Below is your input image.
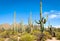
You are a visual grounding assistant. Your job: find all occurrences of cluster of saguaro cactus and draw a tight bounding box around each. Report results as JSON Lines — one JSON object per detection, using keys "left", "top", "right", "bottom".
{"left": 35, "top": 0, "right": 48, "bottom": 33}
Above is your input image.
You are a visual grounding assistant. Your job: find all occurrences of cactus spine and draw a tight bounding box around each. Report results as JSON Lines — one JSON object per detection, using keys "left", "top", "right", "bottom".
{"left": 36, "top": 0, "right": 48, "bottom": 33}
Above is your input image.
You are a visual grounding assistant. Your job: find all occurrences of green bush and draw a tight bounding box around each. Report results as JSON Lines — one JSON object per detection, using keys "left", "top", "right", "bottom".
{"left": 25, "top": 27, "right": 31, "bottom": 33}
{"left": 43, "top": 31, "right": 52, "bottom": 39}
{"left": 0, "top": 31, "right": 8, "bottom": 38}
{"left": 31, "top": 30, "right": 41, "bottom": 35}
{"left": 31, "top": 30, "right": 52, "bottom": 41}
{"left": 20, "top": 33, "right": 36, "bottom": 41}
{"left": 0, "top": 38, "right": 5, "bottom": 41}
{"left": 36, "top": 31, "right": 52, "bottom": 41}
{"left": 56, "top": 32, "right": 60, "bottom": 40}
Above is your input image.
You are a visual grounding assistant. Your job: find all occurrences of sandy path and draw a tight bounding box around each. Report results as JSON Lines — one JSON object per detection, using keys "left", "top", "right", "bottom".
{"left": 46, "top": 37, "right": 60, "bottom": 41}
{"left": 5, "top": 38, "right": 10, "bottom": 41}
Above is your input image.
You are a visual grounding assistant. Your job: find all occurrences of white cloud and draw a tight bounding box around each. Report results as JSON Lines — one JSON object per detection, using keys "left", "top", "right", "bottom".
{"left": 43, "top": 10, "right": 60, "bottom": 19}
{"left": 50, "top": 10, "right": 55, "bottom": 12}
{"left": 53, "top": 25, "right": 60, "bottom": 28}
{"left": 43, "top": 12, "right": 49, "bottom": 15}
{"left": 49, "top": 14, "right": 57, "bottom": 19}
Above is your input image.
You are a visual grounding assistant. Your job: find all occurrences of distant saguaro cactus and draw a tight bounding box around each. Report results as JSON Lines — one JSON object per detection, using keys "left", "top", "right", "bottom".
{"left": 35, "top": 0, "right": 48, "bottom": 33}
{"left": 28, "top": 12, "right": 33, "bottom": 33}
{"left": 48, "top": 24, "right": 55, "bottom": 37}
{"left": 13, "top": 11, "right": 18, "bottom": 34}
{"left": 13, "top": 11, "right": 16, "bottom": 34}
{"left": 20, "top": 19, "right": 24, "bottom": 33}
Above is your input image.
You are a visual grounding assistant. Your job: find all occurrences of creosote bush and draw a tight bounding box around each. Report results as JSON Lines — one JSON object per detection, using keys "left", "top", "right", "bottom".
{"left": 56, "top": 32, "right": 60, "bottom": 40}
{"left": 0, "top": 38, "right": 5, "bottom": 41}
{"left": 43, "top": 31, "right": 52, "bottom": 39}
{"left": 20, "top": 33, "right": 36, "bottom": 41}
{"left": 31, "top": 30, "right": 41, "bottom": 36}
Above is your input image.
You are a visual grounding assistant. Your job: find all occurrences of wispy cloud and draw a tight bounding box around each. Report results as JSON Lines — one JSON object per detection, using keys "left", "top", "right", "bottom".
{"left": 43, "top": 10, "right": 60, "bottom": 19}
{"left": 53, "top": 25, "right": 60, "bottom": 28}
{"left": 49, "top": 14, "right": 57, "bottom": 19}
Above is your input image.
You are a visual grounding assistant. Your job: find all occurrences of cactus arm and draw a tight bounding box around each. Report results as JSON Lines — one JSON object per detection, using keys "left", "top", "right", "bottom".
{"left": 35, "top": 20, "right": 40, "bottom": 24}
{"left": 46, "top": 14, "right": 48, "bottom": 21}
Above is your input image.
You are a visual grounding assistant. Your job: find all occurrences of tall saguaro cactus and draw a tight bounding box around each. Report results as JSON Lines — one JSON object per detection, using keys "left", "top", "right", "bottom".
{"left": 35, "top": 0, "right": 48, "bottom": 33}
{"left": 13, "top": 11, "right": 18, "bottom": 34}
{"left": 14, "top": 11, "right": 16, "bottom": 32}
{"left": 13, "top": 11, "right": 16, "bottom": 34}
{"left": 28, "top": 12, "right": 33, "bottom": 33}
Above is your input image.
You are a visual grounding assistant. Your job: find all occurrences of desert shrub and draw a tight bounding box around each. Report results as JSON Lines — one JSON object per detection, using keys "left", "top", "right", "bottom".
{"left": 8, "top": 31, "right": 13, "bottom": 35}
{"left": 0, "top": 38, "right": 5, "bottom": 41}
{"left": 43, "top": 31, "right": 52, "bottom": 39}
{"left": 56, "top": 32, "right": 60, "bottom": 40}
{"left": 31, "top": 30, "right": 51, "bottom": 41}
{"left": 0, "top": 31, "right": 9, "bottom": 38}
{"left": 10, "top": 35, "right": 18, "bottom": 41}
{"left": 4, "top": 38, "right": 14, "bottom": 41}
{"left": 25, "top": 27, "right": 31, "bottom": 33}
{"left": 36, "top": 31, "right": 52, "bottom": 41}
{"left": 36, "top": 33, "right": 46, "bottom": 41}
{"left": 56, "top": 28, "right": 60, "bottom": 32}
{"left": 20, "top": 33, "right": 36, "bottom": 41}
{"left": 31, "top": 30, "right": 41, "bottom": 35}
{"left": 0, "top": 30, "right": 16, "bottom": 38}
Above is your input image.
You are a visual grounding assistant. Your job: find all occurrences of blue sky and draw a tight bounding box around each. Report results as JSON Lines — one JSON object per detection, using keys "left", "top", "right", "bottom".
{"left": 0, "top": 0, "right": 60, "bottom": 27}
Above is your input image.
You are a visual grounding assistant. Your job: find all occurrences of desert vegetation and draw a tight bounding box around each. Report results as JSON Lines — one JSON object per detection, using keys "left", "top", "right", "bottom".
{"left": 0, "top": 23, "right": 60, "bottom": 41}
{"left": 0, "top": 0, "right": 60, "bottom": 41}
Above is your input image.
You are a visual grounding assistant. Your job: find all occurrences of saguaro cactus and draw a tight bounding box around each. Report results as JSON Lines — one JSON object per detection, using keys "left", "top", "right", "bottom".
{"left": 13, "top": 11, "right": 18, "bottom": 34}
{"left": 35, "top": 1, "right": 48, "bottom": 41}
{"left": 13, "top": 11, "right": 16, "bottom": 34}
{"left": 28, "top": 12, "right": 33, "bottom": 33}
{"left": 48, "top": 23, "right": 55, "bottom": 37}
{"left": 20, "top": 19, "right": 24, "bottom": 33}
{"left": 35, "top": 0, "right": 48, "bottom": 33}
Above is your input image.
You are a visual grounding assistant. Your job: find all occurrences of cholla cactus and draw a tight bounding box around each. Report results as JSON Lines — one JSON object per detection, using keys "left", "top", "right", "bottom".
{"left": 35, "top": 0, "right": 48, "bottom": 33}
